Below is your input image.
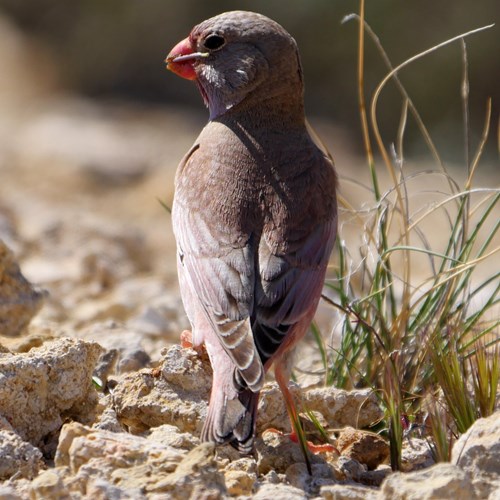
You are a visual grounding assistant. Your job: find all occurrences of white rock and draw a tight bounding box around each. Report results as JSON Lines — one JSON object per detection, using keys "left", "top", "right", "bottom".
{"left": 320, "top": 483, "right": 378, "bottom": 500}
{"left": 153, "top": 442, "right": 226, "bottom": 498}
{"left": 112, "top": 345, "right": 211, "bottom": 434}
{"left": 0, "top": 240, "right": 45, "bottom": 337}
{"left": 452, "top": 411, "right": 500, "bottom": 499}
{"left": 378, "top": 462, "right": 476, "bottom": 499}
{"left": 401, "top": 437, "right": 435, "bottom": 471}
{"left": 452, "top": 411, "right": 500, "bottom": 479}
{"left": 0, "top": 337, "right": 103, "bottom": 449}
{"left": 29, "top": 470, "right": 72, "bottom": 500}
{"left": 55, "top": 421, "right": 187, "bottom": 494}
{"left": 0, "top": 430, "right": 44, "bottom": 480}
{"left": 254, "top": 483, "right": 308, "bottom": 500}
{"left": 147, "top": 424, "right": 200, "bottom": 450}
{"left": 0, "top": 485, "right": 22, "bottom": 500}
{"left": 303, "top": 387, "right": 383, "bottom": 428}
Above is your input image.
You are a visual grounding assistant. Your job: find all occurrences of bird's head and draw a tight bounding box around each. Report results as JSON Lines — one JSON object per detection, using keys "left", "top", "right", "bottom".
{"left": 165, "top": 11, "right": 304, "bottom": 120}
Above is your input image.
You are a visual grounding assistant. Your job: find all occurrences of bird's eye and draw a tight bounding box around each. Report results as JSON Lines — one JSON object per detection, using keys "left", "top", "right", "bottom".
{"left": 203, "top": 34, "right": 225, "bottom": 51}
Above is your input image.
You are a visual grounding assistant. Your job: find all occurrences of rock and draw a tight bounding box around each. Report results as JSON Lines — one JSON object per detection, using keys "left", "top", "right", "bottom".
{"left": 335, "top": 456, "right": 390, "bottom": 487}
{"left": 336, "top": 456, "right": 367, "bottom": 482}
{"left": 0, "top": 485, "right": 22, "bottom": 500}
{"left": 127, "top": 292, "right": 188, "bottom": 339}
{"left": 81, "top": 322, "right": 151, "bottom": 378}
{"left": 21, "top": 221, "right": 150, "bottom": 291}
{"left": 0, "top": 337, "right": 103, "bottom": 450}
{"left": 378, "top": 462, "right": 476, "bottom": 499}
{"left": 146, "top": 424, "right": 200, "bottom": 451}
{"left": 0, "top": 330, "right": 55, "bottom": 353}
{"left": 256, "top": 429, "right": 334, "bottom": 475}
{"left": 320, "top": 483, "right": 378, "bottom": 500}
{"left": 401, "top": 437, "right": 434, "bottom": 471}
{"left": 112, "top": 345, "right": 211, "bottom": 434}
{"left": 452, "top": 411, "right": 500, "bottom": 499}
{"left": 336, "top": 427, "right": 389, "bottom": 470}
{"left": 55, "top": 421, "right": 187, "bottom": 495}
{"left": 285, "top": 462, "right": 337, "bottom": 495}
{"left": 257, "top": 381, "right": 299, "bottom": 433}
{"left": 452, "top": 411, "right": 500, "bottom": 478}
{"left": 92, "top": 394, "right": 124, "bottom": 433}
{"left": 0, "top": 430, "right": 44, "bottom": 480}
{"left": 224, "top": 458, "right": 258, "bottom": 496}
{"left": 154, "top": 442, "right": 226, "bottom": 498}
{"left": 29, "top": 470, "right": 72, "bottom": 500}
{"left": 253, "top": 483, "right": 308, "bottom": 500}
{"left": 303, "top": 387, "right": 383, "bottom": 429}
{"left": 0, "top": 205, "right": 20, "bottom": 256}
{"left": 85, "top": 478, "right": 143, "bottom": 500}
{"left": 0, "top": 240, "right": 45, "bottom": 336}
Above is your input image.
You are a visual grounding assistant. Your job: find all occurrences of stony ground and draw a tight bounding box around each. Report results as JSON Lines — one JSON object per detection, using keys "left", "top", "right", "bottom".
{"left": 1, "top": 13, "right": 499, "bottom": 500}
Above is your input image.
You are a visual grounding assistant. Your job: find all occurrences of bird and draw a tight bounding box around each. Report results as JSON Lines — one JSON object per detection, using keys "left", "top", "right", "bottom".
{"left": 165, "top": 10, "right": 337, "bottom": 469}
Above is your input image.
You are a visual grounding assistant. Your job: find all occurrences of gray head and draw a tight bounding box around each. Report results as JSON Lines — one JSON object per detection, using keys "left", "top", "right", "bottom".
{"left": 166, "top": 11, "right": 304, "bottom": 119}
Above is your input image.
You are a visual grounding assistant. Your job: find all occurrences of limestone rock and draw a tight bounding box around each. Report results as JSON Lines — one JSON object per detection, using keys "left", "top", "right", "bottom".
{"left": 452, "top": 411, "right": 500, "bottom": 499}
{"left": 336, "top": 427, "right": 389, "bottom": 470}
{"left": 0, "top": 337, "right": 103, "bottom": 449}
{"left": 146, "top": 424, "right": 200, "bottom": 451}
{"left": 154, "top": 442, "right": 226, "bottom": 498}
{"left": 29, "top": 470, "right": 72, "bottom": 500}
{"left": 127, "top": 292, "right": 189, "bottom": 340}
{"left": 81, "top": 322, "right": 151, "bottom": 379}
{"left": 112, "top": 345, "right": 211, "bottom": 434}
{"left": 320, "top": 483, "right": 378, "bottom": 500}
{"left": 21, "top": 221, "right": 150, "bottom": 299}
{"left": 0, "top": 430, "right": 44, "bottom": 480}
{"left": 253, "top": 483, "right": 308, "bottom": 500}
{"left": 285, "top": 462, "right": 338, "bottom": 495}
{"left": 55, "top": 421, "right": 186, "bottom": 494}
{"left": 0, "top": 330, "right": 55, "bottom": 354}
{"left": 303, "top": 387, "right": 383, "bottom": 429}
{"left": 92, "top": 394, "right": 124, "bottom": 433}
{"left": 0, "top": 485, "right": 22, "bottom": 500}
{"left": 452, "top": 411, "right": 500, "bottom": 479}
{"left": 378, "top": 462, "right": 476, "bottom": 499}
{"left": 224, "top": 458, "right": 258, "bottom": 496}
{"left": 401, "top": 437, "right": 435, "bottom": 471}
{"left": 256, "top": 430, "right": 335, "bottom": 475}
{"left": 0, "top": 240, "right": 45, "bottom": 337}
{"left": 257, "top": 381, "right": 300, "bottom": 433}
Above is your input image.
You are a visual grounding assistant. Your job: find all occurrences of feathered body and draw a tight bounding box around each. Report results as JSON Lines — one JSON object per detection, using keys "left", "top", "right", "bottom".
{"left": 167, "top": 10, "right": 337, "bottom": 452}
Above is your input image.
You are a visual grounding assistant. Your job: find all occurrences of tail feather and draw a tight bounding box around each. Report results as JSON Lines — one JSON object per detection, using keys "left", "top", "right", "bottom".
{"left": 201, "top": 385, "right": 259, "bottom": 454}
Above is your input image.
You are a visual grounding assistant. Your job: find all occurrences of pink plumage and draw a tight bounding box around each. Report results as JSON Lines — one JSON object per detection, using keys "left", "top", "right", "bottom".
{"left": 166, "top": 10, "right": 337, "bottom": 455}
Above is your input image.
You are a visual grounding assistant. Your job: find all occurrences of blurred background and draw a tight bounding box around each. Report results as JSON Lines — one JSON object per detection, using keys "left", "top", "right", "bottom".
{"left": 0, "top": 1, "right": 498, "bottom": 354}
{"left": 0, "top": 0, "right": 499, "bottom": 161}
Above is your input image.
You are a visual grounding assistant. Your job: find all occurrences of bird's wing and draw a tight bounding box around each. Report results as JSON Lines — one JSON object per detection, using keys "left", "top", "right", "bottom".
{"left": 173, "top": 144, "right": 264, "bottom": 392}
{"left": 253, "top": 153, "right": 338, "bottom": 366}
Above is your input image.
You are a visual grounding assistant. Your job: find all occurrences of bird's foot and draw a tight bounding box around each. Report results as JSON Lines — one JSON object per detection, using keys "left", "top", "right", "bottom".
{"left": 264, "top": 428, "right": 339, "bottom": 455}
{"left": 180, "top": 330, "right": 206, "bottom": 356}
{"left": 180, "top": 330, "right": 194, "bottom": 348}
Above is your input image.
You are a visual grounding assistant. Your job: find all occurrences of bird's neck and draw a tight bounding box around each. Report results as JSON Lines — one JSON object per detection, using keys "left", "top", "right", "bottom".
{"left": 217, "top": 86, "right": 305, "bottom": 130}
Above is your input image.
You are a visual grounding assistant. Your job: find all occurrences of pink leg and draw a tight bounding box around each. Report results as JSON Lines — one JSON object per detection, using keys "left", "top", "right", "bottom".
{"left": 274, "top": 361, "right": 312, "bottom": 474}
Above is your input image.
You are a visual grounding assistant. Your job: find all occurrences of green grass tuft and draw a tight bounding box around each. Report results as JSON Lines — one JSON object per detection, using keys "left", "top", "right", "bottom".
{"left": 317, "top": 1, "right": 499, "bottom": 470}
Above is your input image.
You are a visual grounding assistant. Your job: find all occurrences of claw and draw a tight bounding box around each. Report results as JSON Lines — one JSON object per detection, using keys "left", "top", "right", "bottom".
{"left": 265, "top": 428, "right": 339, "bottom": 456}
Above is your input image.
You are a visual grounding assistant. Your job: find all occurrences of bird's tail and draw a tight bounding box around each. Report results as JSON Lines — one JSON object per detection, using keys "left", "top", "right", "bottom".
{"left": 201, "top": 381, "right": 260, "bottom": 454}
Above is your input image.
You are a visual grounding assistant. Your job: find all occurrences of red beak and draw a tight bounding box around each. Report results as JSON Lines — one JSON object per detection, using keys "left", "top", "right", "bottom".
{"left": 165, "top": 37, "right": 207, "bottom": 81}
